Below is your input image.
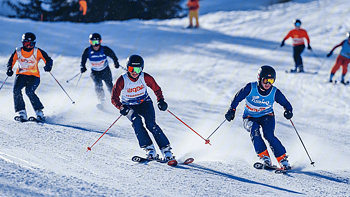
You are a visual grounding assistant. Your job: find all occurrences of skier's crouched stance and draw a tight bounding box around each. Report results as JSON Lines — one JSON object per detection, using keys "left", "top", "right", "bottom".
{"left": 225, "top": 65, "right": 293, "bottom": 170}
{"left": 111, "top": 54, "right": 174, "bottom": 161}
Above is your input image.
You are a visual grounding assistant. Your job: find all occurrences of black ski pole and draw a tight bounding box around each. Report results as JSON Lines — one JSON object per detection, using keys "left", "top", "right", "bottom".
{"left": 66, "top": 72, "right": 80, "bottom": 83}
{"left": 0, "top": 76, "right": 8, "bottom": 91}
{"left": 205, "top": 119, "right": 226, "bottom": 143}
{"left": 310, "top": 50, "right": 322, "bottom": 64}
{"left": 74, "top": 73, "right": 83, "bottom": 91}
{"left": 49, "top": 72, "right": 75, "bottom": 104}
{"left": 290, "top": 119, "right": 315, "bottom": 166}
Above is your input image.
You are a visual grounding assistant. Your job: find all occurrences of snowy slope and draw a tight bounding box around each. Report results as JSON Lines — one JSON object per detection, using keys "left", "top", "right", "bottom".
{"left": 1, "top": 0, "right": 350, "bottom": 196}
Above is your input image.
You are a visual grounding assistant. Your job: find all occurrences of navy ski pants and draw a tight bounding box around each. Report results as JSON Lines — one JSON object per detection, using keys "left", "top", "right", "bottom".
{"left": 125, "top": 100, "right": 170, "bottom": 149}
{"left": 247, "top": 115, "right": 286, "bottom": 158}
{"left": 90, "top": 66, "right": 113, "bottom": 102}
{"left": 13, "top": 75, "right": 44, "bottom": 112}
{"left": 293, "top": 45, "right": 305, "bottom": 68}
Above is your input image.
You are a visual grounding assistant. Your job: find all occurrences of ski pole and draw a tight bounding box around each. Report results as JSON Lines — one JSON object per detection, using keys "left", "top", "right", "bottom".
{"left": 66, "top": 72, "right": 80, "bottom": 83}
{"left": 310, "top": 50, "right": 322, "bottom": 64}
{"left": 120, "top": 65, "right": 128, "bottom": 72}
{"left": 74, "top": 73, "right": 83, "bottom": 91}
{"left": 205, "top": 119, "right": 226, "bottom": 144}
{"left": 49, "top": 72, "right": 75, "bottom": 104}
{"left": 290, "top": 119, "right": 315, "bottom": 166}
{"left": 87, "top": 115, "right": 122, "bottom": 152}
{"left": 0, "top": 76, "right": 8, "bottom": 91}
{"left": 167, "top": 109, "right": 211, "bottom": 145}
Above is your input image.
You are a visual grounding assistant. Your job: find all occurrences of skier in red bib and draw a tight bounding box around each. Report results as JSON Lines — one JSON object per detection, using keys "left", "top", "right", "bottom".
{"left": 111, "top": 54, "right": 174, "bottom": 161}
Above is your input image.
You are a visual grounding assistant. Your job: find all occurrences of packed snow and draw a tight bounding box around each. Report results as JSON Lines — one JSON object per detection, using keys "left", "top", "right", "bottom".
{"left": 1, "top": 0, "right": 350, "bottom": 196}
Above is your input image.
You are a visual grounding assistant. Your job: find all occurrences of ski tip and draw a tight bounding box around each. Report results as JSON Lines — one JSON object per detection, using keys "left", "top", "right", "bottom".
{"left": 167, "top": 159, "right": 178, "bottom": 167}
{"left": 183, "top": 158, "right": 194, "bottom": 165}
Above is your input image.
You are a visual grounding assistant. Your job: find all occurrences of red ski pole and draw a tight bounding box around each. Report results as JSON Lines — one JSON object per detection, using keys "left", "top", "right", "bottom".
{"left": 87, "top": 115, "right": 122, "bottom": 152}
{"left": 167, "top": 110, "right": 211, "bottom": 145}
{"left": 0, "top": 76, "right": 8, "bottom": 91}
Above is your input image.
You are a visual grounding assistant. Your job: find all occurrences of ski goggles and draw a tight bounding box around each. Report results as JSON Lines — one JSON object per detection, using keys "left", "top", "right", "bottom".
{"left": 23, "top": 41, "right": 35, "bottom": 48}
{"left": 90, "top": 40, "right": 100, "bottom": 46}
{"left": 262, "top": 78, "right": 275, "bottom": 84}
{"left": 128, "top": 66, "right": 142, "bottom": 74}
{"left": 295, "top": 22, "right": 301, "bottom": 27}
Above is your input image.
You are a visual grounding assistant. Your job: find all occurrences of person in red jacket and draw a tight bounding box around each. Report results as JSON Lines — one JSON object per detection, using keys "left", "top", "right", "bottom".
{"left": 111, "top": 54, "right": 174, "bottom": 161}
{"left": 280, "top": 19, "right": 312, "bottom": 73}
{"left": 6, "top": 32, "right": 53, "bottom": 122}
{"left": 186, "top": 0, "right": 200, "bottom": 28}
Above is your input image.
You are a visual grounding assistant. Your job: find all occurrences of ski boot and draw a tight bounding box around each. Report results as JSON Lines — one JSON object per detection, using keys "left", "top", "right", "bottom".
{"left": 144, "top": 144, "right": 158, "bottom": 160}
{"left": 161, "top": 146, "right": 177, "bottom": 166}
{"left": 297, "top": 64, "right": 304, "bottom": 73}
{"left": 35, "top": 109, "right": 45, "bottom": 122}
{"left": 278, "top": 154, "right": 291, "bottom": 170}
{"left": 14, "top": 110, "right": 27, "bottom": 122}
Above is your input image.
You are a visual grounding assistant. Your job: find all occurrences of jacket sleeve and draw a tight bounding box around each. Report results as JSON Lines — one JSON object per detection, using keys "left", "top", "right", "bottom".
{"left": 229, "top": 83, "right": 251, "bottom": 110}
{"left": 103, "top": 46, "right": 119, "bottom": 65}
{"left": 6, "top": 50, "right": 17, "bottom": 70}
{"left": 275, "top": 89, "right": 293, "bottom": 112}
{"left": 80, "top": 47, "right": 90, "bottom": 69}
{"left": 144, "top": 72, "right": 164, "bottom": 101}
{"left": 111, "top": 75, "right": 124, "bottom": 109}
{"left": 283, "top": 30, "right": 292, "bottom": 41}
{"left": 304, "top": 30, "right": 310, "bottom": 45}
{"left": 38, "top": 48, "right": 53, "bottom": 68}
{"left": 330, "top": 40, "right": 345, "bottom": 52}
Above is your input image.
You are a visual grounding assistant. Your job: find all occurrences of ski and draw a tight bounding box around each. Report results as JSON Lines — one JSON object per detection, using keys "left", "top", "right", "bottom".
{"left": 285, "top": 70, "right": 318, "bottom": 74}
{"left": 14, "top": 116, "right": 44, "bottom": 123}
{"left": 253, "top": 162, "right": 291, "bottom": 174}
{"left": 131, "top": 156, "right": 193, "bottom": 166}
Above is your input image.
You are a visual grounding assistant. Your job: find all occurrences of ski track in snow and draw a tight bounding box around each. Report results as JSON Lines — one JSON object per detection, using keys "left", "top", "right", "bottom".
{"left": 1, "top": 0, "right": 350, "bottom": 196}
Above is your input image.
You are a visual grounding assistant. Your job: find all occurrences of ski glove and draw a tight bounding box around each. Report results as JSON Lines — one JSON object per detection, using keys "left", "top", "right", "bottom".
{"left": 157, "top": 98, "right": 168, "bottom": 111}
{"left": 284, "top": 110, "right": 293, "bottom": 120}
{"left": 81, "top": 66, "right": 87, "bottom": 73}
{"left": 225, "top": 109, "right": 235, "bottom": 122}
{"left": 326, "top": 51, "right": 333, "bottom": 57}
{"left": 6, "top": 69, "right": 13, "bottom": 77}
{"left": 280, "top": 41, "right": 285, "bottom": 47}
{"left": 114, "top": 61, "right": 120, "bottom": 69}
{"left": 44, "top": 65, "right": 52, "bottom": 72}
{"left": 120, "top": 105, "right": 130, "bottom": 116}
{"left": 307, "top": 45, "right": 312, "bottom": 50}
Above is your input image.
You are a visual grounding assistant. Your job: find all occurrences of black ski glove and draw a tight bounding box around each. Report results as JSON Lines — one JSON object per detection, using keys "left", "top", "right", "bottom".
{"left": 225, "top": 109, "right": 235, "bottom": 122}
{"left": 114, "top": 61, "right": 120, "bottom": 69}
{"left": 157, "top": 98, "right": 168, "bottom": 111}
{"left": 6, "top": 69, "right": 13, "bottom": 77}
{"left": 280, "top": 41, "right": 285, "bottom": 47}
{"left": 81, "top": 66, "right": 87, "bottom": 73}
{"left": 44, "top": 65, "right": 52, "bottom": 72}
{"left": 284, "top": 110, "right": 293, "bottom": 120}
{"left": 120, "top": 105, "right": 130, "bottom": 116}
{"left": 326, "top": 51, "right": 333, "bottom": 57}
{"left": 307, "top": 45, "right": 312, "bottom": 50}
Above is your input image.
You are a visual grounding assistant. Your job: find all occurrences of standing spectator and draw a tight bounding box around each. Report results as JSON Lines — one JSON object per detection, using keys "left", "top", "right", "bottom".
{"left": 80, "top": 33, "right": 120, "bottom": 109}
{"left": 6, "top": 32, "right": 53, "bottom": 122}
{"left": 186, "top": 0, "right": 200, "bottom": 28}
{"left": 280, "top": 19, "right": 312, "bottom": 73}
{"left": 326, "top": 32, "right": 350, "bottom": 84}
{"left": 79, "top": 0, "right": 87, "bottom": 22}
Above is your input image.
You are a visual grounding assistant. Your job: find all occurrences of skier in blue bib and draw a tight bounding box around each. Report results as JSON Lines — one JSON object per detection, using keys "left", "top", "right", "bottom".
{"left": 225, "top": 65, "right": 293, "bottom": 170}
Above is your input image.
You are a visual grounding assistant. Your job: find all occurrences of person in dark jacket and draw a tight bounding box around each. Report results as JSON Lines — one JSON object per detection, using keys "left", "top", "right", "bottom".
{"left": 80, "top": 33, "right": 120, "bottom": 109}
{"left": 225, "top": 65, "right": 293, "bottom": 170}
{"left": 6, "top": 32, "right": 53, "bottom": 122}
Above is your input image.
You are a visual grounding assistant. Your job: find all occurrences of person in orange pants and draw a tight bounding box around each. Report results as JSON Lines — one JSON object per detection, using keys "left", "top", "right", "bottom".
{"left": 186, "top": 0, "right": 199, "bottom": 28}
{"left": 326, "top": 32, "right": 350, "bottom": 84}
{"left": 79, "top": 0, "right": 87, "bottom": 22}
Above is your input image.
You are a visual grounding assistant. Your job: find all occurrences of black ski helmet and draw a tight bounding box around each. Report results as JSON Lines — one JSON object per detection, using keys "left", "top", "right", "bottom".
{"left": 89, "top": 33, "right": 102, "bottom": 46}
{"left": 126, "top": 54, "right": 144, "bottom": 72}
{"left": 294, "top": 19, "right": 301, "bottom": 26}
{"left": 22, "top": 32, "right": 36, "bottom": 51}
{"left": 257, "top": 65, "right": 276, "bottom": 89}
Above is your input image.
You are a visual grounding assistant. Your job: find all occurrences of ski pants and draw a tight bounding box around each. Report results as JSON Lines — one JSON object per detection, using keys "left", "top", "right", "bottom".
{"left": 293, "top": 45, "right": 305, "bottom": 68}
{"left": 125, "top": 100, "right": 170, "bottom": 149}
{"left": 90, "top": 66, "right": 113, "bottom": 102}
{"left": 189, "top": 10, "right": 199, "bottom": 26}
{"left": 330, "top": 55, "right": 350, "bottom": 75}
{"left": 245, "top": 115, "right": 286, "bottom": 158}
{"left": 13, "top": 75, "right": 44, "bottom": 112}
